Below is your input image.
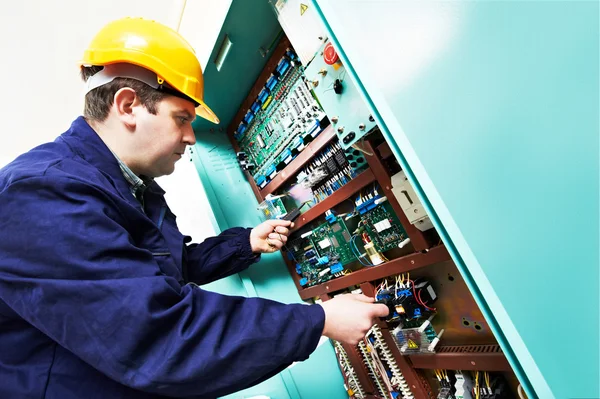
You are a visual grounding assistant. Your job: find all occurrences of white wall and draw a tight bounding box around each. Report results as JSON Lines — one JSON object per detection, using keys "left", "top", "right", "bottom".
{"left": 0, "top": 0, "right": 232, "bottom": 242}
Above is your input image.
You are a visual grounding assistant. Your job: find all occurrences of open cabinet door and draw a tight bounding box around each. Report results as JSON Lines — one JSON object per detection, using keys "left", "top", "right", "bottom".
{"left": 310, "top": 1, "right": 599, "bottom": 399}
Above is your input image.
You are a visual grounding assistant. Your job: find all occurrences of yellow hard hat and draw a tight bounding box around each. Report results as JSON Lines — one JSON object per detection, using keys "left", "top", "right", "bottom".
{"left": 80, "top": 17, "right": 219, "bottom": 124}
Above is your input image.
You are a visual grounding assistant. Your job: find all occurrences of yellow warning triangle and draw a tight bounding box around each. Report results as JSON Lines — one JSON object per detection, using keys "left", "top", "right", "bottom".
{"left": 407, "top": 339, "right": 419, "bottom": 349}
{"left": 300, "top": 3, "right": 308, "bottom": 16}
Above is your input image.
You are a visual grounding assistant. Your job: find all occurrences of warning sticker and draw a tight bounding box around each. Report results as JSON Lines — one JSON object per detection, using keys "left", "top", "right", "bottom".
{"left": 407, "top": 339, "right": 419, "bottom": 350}
{"left": 300, "top": 3, "right": 308, "bottom": 16}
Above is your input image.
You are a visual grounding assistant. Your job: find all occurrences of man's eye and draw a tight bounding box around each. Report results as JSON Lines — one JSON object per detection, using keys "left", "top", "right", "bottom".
{"left": 178, "top": 117, "right": 188, "bottom": 125}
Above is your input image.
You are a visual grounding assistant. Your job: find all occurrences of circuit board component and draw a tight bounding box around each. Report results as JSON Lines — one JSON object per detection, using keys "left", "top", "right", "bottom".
{"left": 360, "top": 201, "right": 408, "bottom": 252}
{"left": 234, "top": 49, "right": 328, "bottom": 188}
{"left": 310, "top": 219, "right": 356, "bottom": 265}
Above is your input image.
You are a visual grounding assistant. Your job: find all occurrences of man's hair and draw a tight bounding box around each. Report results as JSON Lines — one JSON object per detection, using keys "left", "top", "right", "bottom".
{"left": 80, "top": 66, "right": 168, "bottom": 122}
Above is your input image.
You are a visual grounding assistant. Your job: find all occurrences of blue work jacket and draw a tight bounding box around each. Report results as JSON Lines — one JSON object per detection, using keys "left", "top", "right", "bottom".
{"left": 0, "top": 117, "right": 325, "bottom": 399}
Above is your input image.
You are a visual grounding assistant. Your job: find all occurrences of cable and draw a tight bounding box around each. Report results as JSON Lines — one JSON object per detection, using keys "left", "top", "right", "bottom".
{"left": 351, "top": 235, "right": 375, "bottom": 266}
{"left": 410, "top": 279, "right": 436, "bottom": 311}
{"left": 351, "top": 141, "right": 374, "bottom": 157}
{"left": 517, "top": 384, "right": 526, "bottom": 399}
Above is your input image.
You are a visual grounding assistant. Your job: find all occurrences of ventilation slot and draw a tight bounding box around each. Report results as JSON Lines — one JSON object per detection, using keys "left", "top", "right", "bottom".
{"left": 437, "top": 345, "right": 502, "bottom": 354}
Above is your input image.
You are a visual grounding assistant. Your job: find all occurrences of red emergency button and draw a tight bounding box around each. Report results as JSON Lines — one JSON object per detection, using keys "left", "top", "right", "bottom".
{"left": 323, "top": 43, "right": 339, "bottom": 65}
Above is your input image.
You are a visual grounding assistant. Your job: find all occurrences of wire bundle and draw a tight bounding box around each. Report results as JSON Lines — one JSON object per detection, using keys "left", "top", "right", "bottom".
{"left": 357, "top": 340, "right": 388, "bottom": 399}
{"left": 333, "top": 341, "right": 366, "bottom": 399}
{"left": 369, "top": 325, "right": 414, "bottom": 399}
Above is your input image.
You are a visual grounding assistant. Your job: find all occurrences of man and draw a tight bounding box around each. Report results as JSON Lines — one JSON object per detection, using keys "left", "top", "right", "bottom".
{"left": 0, "top": 18, "right": 387, "bottom": 398}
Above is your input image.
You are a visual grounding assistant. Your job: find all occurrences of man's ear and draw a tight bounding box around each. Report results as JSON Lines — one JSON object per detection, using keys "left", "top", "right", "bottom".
{"left": 113, "top": 87, "right": 140, "bottom": 129}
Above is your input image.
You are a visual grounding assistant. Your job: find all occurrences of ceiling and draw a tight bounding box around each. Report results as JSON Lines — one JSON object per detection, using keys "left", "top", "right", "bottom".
{"left": 192, "top": 0, "right": 283, "bottom": 133}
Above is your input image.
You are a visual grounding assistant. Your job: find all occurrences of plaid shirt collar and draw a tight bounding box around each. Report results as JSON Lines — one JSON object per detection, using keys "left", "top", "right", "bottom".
{"left": 108, "top": 149, "right": 153, "bottom": 203}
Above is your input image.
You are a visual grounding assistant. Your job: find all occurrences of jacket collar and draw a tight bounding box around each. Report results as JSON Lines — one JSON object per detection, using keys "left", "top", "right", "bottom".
{"left": 58, "top": 116, "right": 146, "bottom": 209}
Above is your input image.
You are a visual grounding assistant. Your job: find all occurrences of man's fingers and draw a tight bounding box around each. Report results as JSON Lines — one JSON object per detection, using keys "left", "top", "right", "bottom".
{"left": 267, "top": 219, "right": 292, "bottom": 228}
{"left": 372, "top": 304, "right": 390, "bottom": 318}
{"left": 273, "top": 226, "right": 289, "bottom": 236}
{"left": 352, "top": 294, "right": 375, "bottom": 303}
{"left": 268, "top": 232, "right": 287, "bottom": 244}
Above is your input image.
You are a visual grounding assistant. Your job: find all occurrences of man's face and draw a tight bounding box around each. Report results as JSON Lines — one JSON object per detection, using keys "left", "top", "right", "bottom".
{"left": 134, "top": 95, "right": 197, "bottom": 178}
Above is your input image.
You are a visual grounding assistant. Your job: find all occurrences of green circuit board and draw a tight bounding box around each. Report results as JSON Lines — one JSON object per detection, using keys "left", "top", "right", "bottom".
{"left": 361, "top": 201, "right": 408, "bottom": 252}
{"left": 287, "top": 217, "right": 358, "bottom": 288}
{"left": 309, "top": 219, "right": 357, "bottom": 266}
{"left": 237, "top": 65, "right": 306, "bottom": 176}
{"left": 288, "top": 235, "right": 334, "bottom": 287}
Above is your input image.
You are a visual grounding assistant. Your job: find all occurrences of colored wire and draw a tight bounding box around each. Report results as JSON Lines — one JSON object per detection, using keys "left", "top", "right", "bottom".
{"left": 350, "top": 235, "right": 375, "bottom": 267}
{"left": 410, "top": 279, "right": 436, "bottom": 311}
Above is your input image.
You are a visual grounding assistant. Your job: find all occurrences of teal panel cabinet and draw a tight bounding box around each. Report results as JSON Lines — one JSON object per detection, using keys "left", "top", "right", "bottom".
{"left": 312, "top": 1, "right": 599, "bottom": 398}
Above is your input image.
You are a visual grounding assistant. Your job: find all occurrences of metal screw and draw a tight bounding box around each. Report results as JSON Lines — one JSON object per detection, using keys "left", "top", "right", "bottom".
{"left": 331, "top": 116, "right": 339, "bottom": 124}
{"left": 411, "top": 260, "right": 415, "bottom": 264}
{"left": 359, "top": 123, "right": 366, "bottom": 131}
{"left": 337, "top": 126, "right": 345, "bottom": 133}
{"left": 326, "top": 286, "right": 329, "bottom": 290}
{"left": 471, "top": 361, "right": 476, "bottom": 366}
{"left": 386, "top": 186, "right": 390, "bottom": 190}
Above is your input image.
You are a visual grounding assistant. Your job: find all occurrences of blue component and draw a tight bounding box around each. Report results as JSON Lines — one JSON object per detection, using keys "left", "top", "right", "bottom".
{"left": 392, "top": 393, "right": 400, "bottom": 399}
{"left": 307, "top": 257, "right": 318, "bottom": 265}
{"left": 250, "top": 101, "right": 261, "bottom": 114}
{"left": 357, "top": 195, "right": 383, "bottom": 214}
{"left": 257, "top": 88, "right": 269, "bottom": 104}
{"left": 305, "top": 249, "right": 316, "bottom": 258}
{"left": 299, "top": 278, "right": 308, "bottom": 287}
{"left": 265, "top": 164, "right": 277, "bottom": 179}
{"left": 317, "top": 256, "right": 329, "bottom": 265}
{"left": 295, "top": 264, "right": 302, "bottom": 275}
{"left": 291, "top": 136, "right": 304, "bottom": 150}
{"left": 395, "top": 289, "right": 412, "bottom": 298}
{"left": 306, "top": 120, "right": 321, "bottom": 137}
{"left": 266, "top": 75, "right": 278, "bottom": 91}
{"left": 279, "top": 148, "right": 292, "bottom": 163}
{"left": 376, "top": 292, "right": 392, "bottom": 301}
{"left": 330, "top": 262, "right": 343, "bottom": 274}
{"left": 276, "top": 58, "right": 290, "bottom": 76}
{"left": 414, "top": 308, "right": 422, "bottom": 318}
{"left": 325, "top": 211, "right": 337, "bottom": 224}
{"left": 234, "top": 123, "right": 248, "bottom": 140}
{"left": 255, "top": 175, "right": 267, "bottom": 189}
{"left": 285, "top": 50, "right": 296, "bottom": 60}
{"left": 243, "top": 110, "right": 255, "bottom": 124}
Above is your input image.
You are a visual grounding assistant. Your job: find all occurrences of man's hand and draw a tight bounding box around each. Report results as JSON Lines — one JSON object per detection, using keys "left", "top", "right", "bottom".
{"left": 319, "top": 294, "right": 389, "bottom": 345}
{"left": 250, "top": 219, "right": 294, "bottom": 253}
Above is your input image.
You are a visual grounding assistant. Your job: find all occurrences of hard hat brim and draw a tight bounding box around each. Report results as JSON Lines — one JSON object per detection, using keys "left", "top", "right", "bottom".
{"left": 195, "top": 100, "right": 219, "bottom": 124}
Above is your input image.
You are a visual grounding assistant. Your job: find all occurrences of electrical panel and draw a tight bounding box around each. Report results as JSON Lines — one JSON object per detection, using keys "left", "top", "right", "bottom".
{"left": 233, "top": 49, "right": 329, "bottom": 189}
{"left": 304, "top": 41, "right": 377, "bottom": 150}
{"left": 224, "top": 25, "right": 522, "bottom": 399}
